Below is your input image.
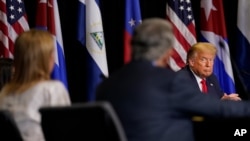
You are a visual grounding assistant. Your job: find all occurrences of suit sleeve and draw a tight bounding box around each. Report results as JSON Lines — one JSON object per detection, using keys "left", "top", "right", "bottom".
{"left": 208, "top": 74, "right": 224, "bottom": 98}
{"left": 169, "top": 72, "right": 250, "bottom": 118}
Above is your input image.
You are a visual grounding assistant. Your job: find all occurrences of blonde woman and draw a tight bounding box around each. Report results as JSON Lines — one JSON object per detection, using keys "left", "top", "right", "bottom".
{"left": 0, "top": 29, "right": 71, "bottom": 141}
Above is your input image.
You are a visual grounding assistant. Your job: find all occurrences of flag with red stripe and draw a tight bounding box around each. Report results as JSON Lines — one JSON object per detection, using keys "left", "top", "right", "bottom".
{"left": 0, "top": 0, "right": 29, "bottom": 58}
{"left": 36, "top": 0, "right": 68, "bottom": 89}
{"left": 123, "top": 0, "right": 142, "bottom": 64}
{"left": 200, "top": 0, "right": 235, "bottom": 94}
{"left": 166, "top": 0, "right": 196, "bottom": 71}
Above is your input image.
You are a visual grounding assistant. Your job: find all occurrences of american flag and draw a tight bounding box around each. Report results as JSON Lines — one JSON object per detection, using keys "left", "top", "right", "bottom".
{"left": 166, "top": 0, "right": 196, "bottom": 71}
{"left": 124, "top": 0, "right": 142, "bottom": 64}
{"left": 36, "top": 0, "right": 68, "bottom": 89}
{"left": 0, "top": 0, "right": 29, "bottom": 58}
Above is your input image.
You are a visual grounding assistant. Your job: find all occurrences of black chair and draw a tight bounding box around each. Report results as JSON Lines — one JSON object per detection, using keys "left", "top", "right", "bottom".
{"left": 0, "top": 110, "right": 23, "bottom": 141}
{"left": 39, "top": 101, "right": 127, "bottom": 141}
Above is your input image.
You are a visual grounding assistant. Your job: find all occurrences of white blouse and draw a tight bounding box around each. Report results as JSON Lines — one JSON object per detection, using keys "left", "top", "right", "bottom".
{"left": 0, "top": 80, "right": 71, "bottom": 141}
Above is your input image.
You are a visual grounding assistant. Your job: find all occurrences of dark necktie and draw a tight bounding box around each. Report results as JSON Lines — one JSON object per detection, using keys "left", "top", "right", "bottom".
{"left": 200, "top": 79, "right": 207, "bottom": 93}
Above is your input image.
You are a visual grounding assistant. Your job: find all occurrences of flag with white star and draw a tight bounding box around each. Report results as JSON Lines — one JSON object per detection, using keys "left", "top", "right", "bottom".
{"left": 77, "top": 0, "right": 109, "bottom": 101}
{"left": 124, "top": 0, "right": 142, "bottom": 64}
{"left": 200, "top": 0, "right": 235, "bottom": 94}
{"left": 166, "top": 0, "right": 197, "bottom": 71}
{"left": 0, "top": 0, "right": 29, "bottom": 58}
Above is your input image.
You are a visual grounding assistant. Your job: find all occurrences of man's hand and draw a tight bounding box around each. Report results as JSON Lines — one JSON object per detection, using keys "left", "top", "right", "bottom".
{"left": 221, "top": 93, "right": 241, "bottom": 101}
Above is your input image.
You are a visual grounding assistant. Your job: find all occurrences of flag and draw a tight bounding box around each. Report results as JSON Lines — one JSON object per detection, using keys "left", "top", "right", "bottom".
{"left": 166, "top": 0, "right": 197, "bottom": 71}
{"left": 0, "top": 0, "right": 29, "bottom": 58}
{"left": 77, "top": 0, "right": 108, "bottom": 101}
{"left": 124, "top": 0, "right": 142, "bottom": 64}
{"left": 200, "top": 0, "right": 235, "bottom": 94}
{"left": 36, "top": 0, "right": 68, "bottom": 89}
{"left": 236, "top": 0, "right": 250, "bottom": 92}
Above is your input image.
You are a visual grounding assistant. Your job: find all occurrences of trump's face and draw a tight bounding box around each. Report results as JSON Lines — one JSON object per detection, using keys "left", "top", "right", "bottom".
{"left": 188, "top": 51, "right": 215, "bottom": 79}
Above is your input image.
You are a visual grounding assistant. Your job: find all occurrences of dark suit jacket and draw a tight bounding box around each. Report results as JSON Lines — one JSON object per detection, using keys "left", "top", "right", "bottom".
{"left": 96, "top": 60, "right": 250, "bottom": 141}
{"left": 177, "top": 66, "right": 224, "bottom": 99}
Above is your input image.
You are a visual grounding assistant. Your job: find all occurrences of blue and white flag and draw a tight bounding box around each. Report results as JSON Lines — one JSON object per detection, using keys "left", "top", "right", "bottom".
{"left": 77, "top": 0, "right": 108, "bottom": 101}
{"left": 236, "top": 0, "right": 250, "bottom": 92}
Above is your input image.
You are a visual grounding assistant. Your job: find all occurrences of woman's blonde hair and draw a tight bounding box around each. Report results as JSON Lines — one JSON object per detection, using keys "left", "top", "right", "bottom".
{"left": 1, "top": 29, "right": 54, "bottom": 95}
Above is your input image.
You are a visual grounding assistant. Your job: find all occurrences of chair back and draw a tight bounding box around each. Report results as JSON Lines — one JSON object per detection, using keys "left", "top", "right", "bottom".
{"left": 39, "top": 101, "right": 127, "bottom": 141}
{"left": 0, "top": 110, "right": 23, "bottom": 141}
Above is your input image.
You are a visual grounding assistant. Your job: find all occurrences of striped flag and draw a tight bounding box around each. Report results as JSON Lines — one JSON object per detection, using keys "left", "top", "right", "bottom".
{"left": 124, "top": 0, "right": 142, "bottom": 64}
{"left": 166, "top": 0, "right": 197, "bottom": 71}
{"left": 236, "top": 0, "right": 250, "bottom": 92}
{"left": 36, "top": 0, "right": 68, "bottom": 89}
{"left": 77, "top": 0, "right": 108, "bottom": 101}
{"left": 0, "top": 0, "right": 29, "bottom": 58}
{"left": 200, "top": 0, "right": 235, "bottom": 94}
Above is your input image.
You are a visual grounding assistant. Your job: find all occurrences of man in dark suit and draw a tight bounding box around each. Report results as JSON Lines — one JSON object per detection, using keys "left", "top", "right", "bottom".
{"left": 96, "top": 18, "right": 250, "bottom": 141}
{"left": 178, "top": 42, "right": 241, "bottom": 100}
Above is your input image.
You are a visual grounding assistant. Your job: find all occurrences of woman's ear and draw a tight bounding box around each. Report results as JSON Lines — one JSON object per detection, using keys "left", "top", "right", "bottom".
{"left": 49, "top": 51, "right": 55, "bottom": 74}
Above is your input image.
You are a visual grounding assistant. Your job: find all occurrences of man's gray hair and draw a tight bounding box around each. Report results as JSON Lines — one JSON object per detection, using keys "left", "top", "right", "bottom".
{"left": 131, "top": 18, "right": 174, "bottom": 61}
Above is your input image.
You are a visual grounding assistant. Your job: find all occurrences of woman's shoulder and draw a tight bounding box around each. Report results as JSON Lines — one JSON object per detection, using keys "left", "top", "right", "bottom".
{"left": 32, "top": 80, "right": 68, "bottom": 95}
{"left": 35, "top": 80, "right": 71, "bottom": 105}
{"left": 36, "top": 80, "right": 66, "bottom": 88}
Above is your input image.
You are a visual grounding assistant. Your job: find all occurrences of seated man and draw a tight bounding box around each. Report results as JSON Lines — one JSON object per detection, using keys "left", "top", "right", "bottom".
{"left": 178, "top": 42, "right": 240, "bottom": 101}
